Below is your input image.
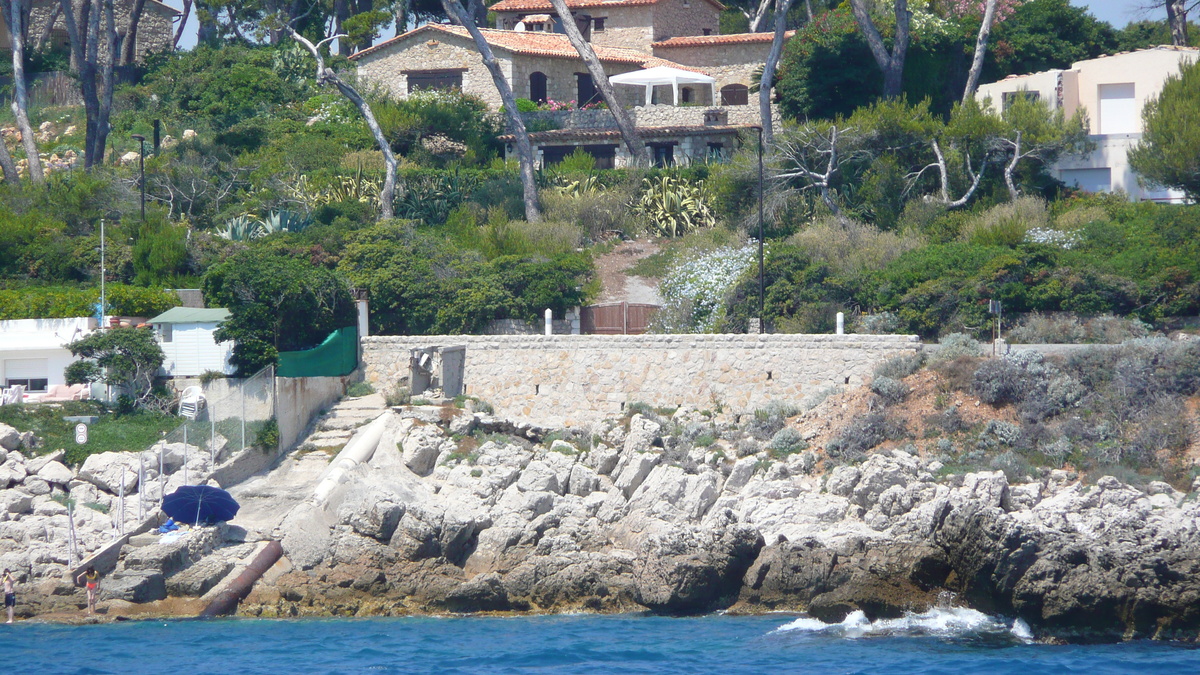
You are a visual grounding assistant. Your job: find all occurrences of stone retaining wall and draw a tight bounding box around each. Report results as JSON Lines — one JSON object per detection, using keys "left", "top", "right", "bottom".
{"left": 362, "top": 334, "right": 920, "bottom": 426}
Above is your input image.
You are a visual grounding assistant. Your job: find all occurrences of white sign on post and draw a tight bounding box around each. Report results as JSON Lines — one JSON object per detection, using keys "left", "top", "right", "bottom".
{"left": 75, "top": 423, "right": 88, "bottom": 445}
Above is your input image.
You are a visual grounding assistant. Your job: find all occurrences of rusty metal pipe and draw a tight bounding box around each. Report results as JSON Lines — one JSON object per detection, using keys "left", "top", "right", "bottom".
{"left": 199, "top": 540, "right": 283, "bottom": 618}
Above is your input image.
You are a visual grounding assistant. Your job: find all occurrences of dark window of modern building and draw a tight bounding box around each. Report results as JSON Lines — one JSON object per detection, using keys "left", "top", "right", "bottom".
{"left": 720, "top": 84, "right": 749, "bottom": 106}
{"left": 5, "top": 378, "right": 48, "bottom": 392}
{"left": 1001, "top": 90, "right": 1040, "bottom": 111}
{"left": 576, "top": 72, "right": 598, "bottom": 105}
{"left": 407, "top": 70, "right": 463, "bottom": 93}
{"left": 530, "top": 71, "right": 548, "bottom": 104}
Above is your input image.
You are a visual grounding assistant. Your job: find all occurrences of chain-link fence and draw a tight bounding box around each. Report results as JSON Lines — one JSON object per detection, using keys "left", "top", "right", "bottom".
{"left": 155, "top": 366, "right": 276, "bottom": 486}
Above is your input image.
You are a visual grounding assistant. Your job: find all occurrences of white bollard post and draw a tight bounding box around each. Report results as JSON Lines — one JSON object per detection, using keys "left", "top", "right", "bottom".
{"left": 544, "top": 308, "right": 552, "bottom": 336}
{"left": 836, "top": 312, "right": 844, "bottom": 335}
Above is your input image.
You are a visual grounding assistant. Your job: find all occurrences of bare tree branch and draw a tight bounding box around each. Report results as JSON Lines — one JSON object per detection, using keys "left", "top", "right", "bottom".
{"left": 962, "top": 0, "right": 998, "bottom": 103}
{"left": 285, "top": 25, "right": 399, "bottom": 220}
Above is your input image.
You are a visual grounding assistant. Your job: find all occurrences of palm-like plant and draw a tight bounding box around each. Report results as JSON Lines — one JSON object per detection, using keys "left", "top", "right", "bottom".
{"left": 216, "top": 215, "right": 263, "bottom": 241}
{"left": 633, "top": 176, "right": 717, "bottom": 237}
{"left": 258, "top": 210, "right": 314, "bottom": 235}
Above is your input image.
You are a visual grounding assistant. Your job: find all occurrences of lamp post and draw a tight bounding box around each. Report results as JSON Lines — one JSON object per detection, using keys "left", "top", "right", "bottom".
{"left": 750, "top": 126, "right": 765, "bottom": 320}
{"left": 131, "top": 134, "right": 146, "bottom": 221}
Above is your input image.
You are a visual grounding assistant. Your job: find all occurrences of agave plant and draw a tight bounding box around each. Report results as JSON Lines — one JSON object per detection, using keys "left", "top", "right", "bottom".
{"left": 633, "top": 176, "right": 717, "bottom": 237}
{"left": 258, "top": 210, "right": 314, "bottom": 236}
{"left": 216, "top": 215, "right": 263, "bottom": 241}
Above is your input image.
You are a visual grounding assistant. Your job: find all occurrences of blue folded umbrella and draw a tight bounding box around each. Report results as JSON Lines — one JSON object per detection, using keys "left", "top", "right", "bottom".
{"left": 162, "top": 485, "right": 240, "bottom": 525}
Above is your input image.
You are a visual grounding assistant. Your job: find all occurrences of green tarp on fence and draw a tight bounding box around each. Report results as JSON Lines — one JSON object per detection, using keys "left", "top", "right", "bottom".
{"left": 277, "top": 325, "right": 358, "bottom": 378}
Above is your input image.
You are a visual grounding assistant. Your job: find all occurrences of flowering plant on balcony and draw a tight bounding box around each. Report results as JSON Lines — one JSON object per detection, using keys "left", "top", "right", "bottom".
{"left": 543, "top": 99, "right": 577, "bottom": 111}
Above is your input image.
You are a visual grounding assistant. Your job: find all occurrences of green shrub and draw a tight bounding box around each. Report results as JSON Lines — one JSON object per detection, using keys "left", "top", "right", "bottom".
{"left": 346, "top": 381, "right": 375, "bottom": 397}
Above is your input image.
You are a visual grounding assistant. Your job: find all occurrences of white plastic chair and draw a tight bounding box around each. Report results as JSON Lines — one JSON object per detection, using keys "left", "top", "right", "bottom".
{"left": 179, "top": 386, "right": 206, "bottom": 420}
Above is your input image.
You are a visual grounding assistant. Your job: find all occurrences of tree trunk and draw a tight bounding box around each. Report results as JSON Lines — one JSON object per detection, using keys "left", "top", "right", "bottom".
{"left": 1004, "top": 131, "right": 1021, "bottom": 200}
{"left": 173, "top": 0, "right": 191, "bottom": 48}
{"left": 0, "top": 135, "right": 19, "bottom": 184}
{"left": 547, "top": 0, "right": 648, "bottom": 166}
{"left": 35, "top": 2, "right": 62, "bottom": 51}
{"left": 97, "top": 0, "right": 118, "bottom": 164}
{"left": 195, "top": 0, "right": 217, "bottom": 43}
{"left": 804, "top": 0, "right": 813, "bottom": 22}
{"left": 356, "top": 0, "right": 374, "bottom": 48}
{"left": 335, "top": 0, "right": 351, "bottom": 55}
{"left": 748, "top": 0, "right": 772, "bottom": 33}
{"left": 1166, "top": 0, "right": 1189, "bottom": 46}
{"left": 121, "top": 0, "right": 146, "bottom": 64}
{"left": 441, "top": 0, "right": 542, "bottom": 221}
{"left": 286, "top": 28, "right": 398, "bottom": 220}
{"left": 962, "top": 0, "right": 997, "bottom": 103}
{"left": 2, "top": 0, "right": 46, "bottom": 183}
{"left": 849, "top": 0, "right": 911, "bottom": 98}
{"left": 931, "top": 139, "right": 986, "bottom": 208}
{"left": 58, "top": 0, "right": 108, "bottom": 169}
{"left": 759, "top": 0, "right": 795, "bottom": 146}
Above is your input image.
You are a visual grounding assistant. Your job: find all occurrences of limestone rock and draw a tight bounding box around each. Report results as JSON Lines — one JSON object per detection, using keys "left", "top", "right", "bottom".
{"left": 38, "top": 461, "right": 74, "bottom": 486}
{"left": 614, "top": 451, "right": 660, "bottom": 498}
{"left": 26, "top": 449, "right": 65, "bottom": 474}
{"left": 0, "top": 424, "right": 20, "bottom": 451}
{"left": 166, "top": 556, "right": 234, "bottom": 597}
{"left": 78, "top": 452, "right": 140, "bottom": 494}
{"left": 101, "top": 572, "right": 167, "bottom": 603}
{"left": 123, "top": 543, "right": 190, "bottom": 577}
{"left": 567, "top": 463, "right": 599, "bottom": 496}
{"left": 516, "top": 460, "right": 560, "bottom": 494}
{"left": 401, "top": 425, "right": 444, "bottom": 476}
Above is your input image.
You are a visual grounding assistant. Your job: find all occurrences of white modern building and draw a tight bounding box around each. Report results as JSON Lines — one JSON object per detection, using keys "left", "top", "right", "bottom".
{"left": 976, "top": 46, "right": 1199, "bottom": 202}
{"left": 0, "top": 317, "right": 95, "bottom": 395}
{"left": 148, "top": 307, "right": 235, "bottom": 378}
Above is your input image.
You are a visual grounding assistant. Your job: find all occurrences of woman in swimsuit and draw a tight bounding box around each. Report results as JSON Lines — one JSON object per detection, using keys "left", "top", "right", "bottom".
{"left": 3, "top": 568, "right": 14, "bottom": 624}
{"left": 75, "top": 566, "right": 99, "bottom": 615}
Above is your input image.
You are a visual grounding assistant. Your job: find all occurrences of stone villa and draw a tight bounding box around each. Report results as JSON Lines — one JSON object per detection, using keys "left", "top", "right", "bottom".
{"left": 0, "top": 0, "right": 179, "bottom": 63}
{"left": 351, "top": 0, "right": 788, "bottom": 167}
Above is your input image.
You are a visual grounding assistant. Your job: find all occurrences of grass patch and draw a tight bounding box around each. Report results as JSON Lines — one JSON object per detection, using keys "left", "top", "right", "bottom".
{"left": 346, "top": 381, "right": 375, "bottom": 397}
{"left": 0, "top": 401, "right": 179, "bottom": 465}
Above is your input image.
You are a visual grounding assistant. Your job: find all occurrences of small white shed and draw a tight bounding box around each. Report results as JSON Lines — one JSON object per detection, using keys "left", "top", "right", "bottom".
{"left": 148, "top": 307, "right": 235, "bottom": 378}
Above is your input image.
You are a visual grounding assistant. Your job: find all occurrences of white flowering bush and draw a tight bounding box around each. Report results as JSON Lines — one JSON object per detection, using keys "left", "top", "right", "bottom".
{"left": 1025, "top": 227, "right": 1080, "bottom": 249}
{"left": 651, "top": 244, "right": 757, "bottom": 333}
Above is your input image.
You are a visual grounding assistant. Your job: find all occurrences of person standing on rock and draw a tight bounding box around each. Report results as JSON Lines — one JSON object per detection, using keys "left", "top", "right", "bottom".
{"left": 76, "top": 566, "right": 100, "bottom": 615}
{"left": 3, "top": 569, "right": 14, "bottom": 623}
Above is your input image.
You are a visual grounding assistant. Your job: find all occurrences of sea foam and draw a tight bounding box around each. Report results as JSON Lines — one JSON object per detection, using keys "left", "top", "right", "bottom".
{"left": 774, "top": 607, "right": 1034, "bottom": 641}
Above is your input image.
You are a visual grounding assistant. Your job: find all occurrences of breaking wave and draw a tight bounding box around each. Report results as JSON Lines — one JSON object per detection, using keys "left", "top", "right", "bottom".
{"left": 773, "top": 607, "right": 1034, "bottom": 642}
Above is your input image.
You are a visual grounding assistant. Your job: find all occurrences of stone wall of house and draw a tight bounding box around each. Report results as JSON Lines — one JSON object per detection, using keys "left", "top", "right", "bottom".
{"left": 651, "top": 0, "right": 719, "bottom": 42}
{"left": 25, "top": 0, "right": 175, "bottom": 63}
{"left": 354, "top": 33, "right": 512, "bottom": 109}
{"left": 362, "top": 334, "right": 920, "bottom": 426}
{"left": 510, "top": 55, "right": 645, "bottom": 106}
{"left": 652, "top": 42, "right": 777, "bottom": 92}
{"left": 522, "top": 103, "right": 778, "bottom": 129}
{"left": 588, "top": 6, "right": 655, "bottom": 52}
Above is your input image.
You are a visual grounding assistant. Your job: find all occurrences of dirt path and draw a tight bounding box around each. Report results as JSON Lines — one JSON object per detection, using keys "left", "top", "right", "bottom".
{"left": 594, "top": 240, "right": 663, "bottom": 305}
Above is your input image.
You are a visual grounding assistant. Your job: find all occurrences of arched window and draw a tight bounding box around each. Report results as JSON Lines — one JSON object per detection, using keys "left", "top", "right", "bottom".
{"left": 530, "top": 72, "right": 548, "bottom": 104}
{"left": 721, "top": 84, "right": 749, "bottom": 106}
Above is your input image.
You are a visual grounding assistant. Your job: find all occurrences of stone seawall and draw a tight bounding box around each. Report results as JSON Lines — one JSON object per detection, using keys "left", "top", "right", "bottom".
{"left": 362, "top": 334, "right": 921, "bottom": 426}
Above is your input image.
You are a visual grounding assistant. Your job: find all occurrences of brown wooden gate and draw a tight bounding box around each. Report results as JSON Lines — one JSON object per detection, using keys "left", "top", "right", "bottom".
{"left": 581, "top": 302, "right": 659, "bottom": 334}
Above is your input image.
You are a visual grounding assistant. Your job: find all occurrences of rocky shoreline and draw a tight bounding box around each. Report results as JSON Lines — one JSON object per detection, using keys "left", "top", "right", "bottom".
{"left": 5, "top": 398, "right": 1200, "bottom": 642}
{"left": 238, "top": 405, "right": 1200, "bottom": 643}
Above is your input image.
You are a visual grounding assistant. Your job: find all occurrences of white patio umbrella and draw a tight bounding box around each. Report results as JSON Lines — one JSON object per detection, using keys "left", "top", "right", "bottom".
{"left": 609, "top": 66, "right": 718, "bottom": 106}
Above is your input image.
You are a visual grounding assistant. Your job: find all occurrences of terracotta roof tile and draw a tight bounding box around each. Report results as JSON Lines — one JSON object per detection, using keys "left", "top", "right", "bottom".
{"left": 651, "top": 31, "right": 794, "bottom": 48}
{"left": 353, "top": 25, "right": 706, "bottom": 73}
{"left": 490, "top": 0, "right": 724, "bottom": 11}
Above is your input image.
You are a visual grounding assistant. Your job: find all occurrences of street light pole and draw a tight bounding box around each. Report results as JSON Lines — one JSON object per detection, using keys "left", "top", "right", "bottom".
{"left": 751, "top": 126, "right": 765, "bottom": 320}
{"left": 131, "top": 134, "right": 146, "bottom": 221}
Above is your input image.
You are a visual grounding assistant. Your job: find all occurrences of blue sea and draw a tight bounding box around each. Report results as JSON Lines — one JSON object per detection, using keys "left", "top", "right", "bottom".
{"left": 4, "top": 609, "right": 1199, "bottom": 674}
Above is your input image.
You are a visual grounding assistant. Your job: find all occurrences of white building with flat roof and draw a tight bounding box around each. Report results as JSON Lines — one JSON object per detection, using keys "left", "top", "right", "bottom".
{"left": 0, "top": 317, "right": 95, "bottom": 394}
{"left": 976, "top": 46, "right": 1199, "bottom": 202}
